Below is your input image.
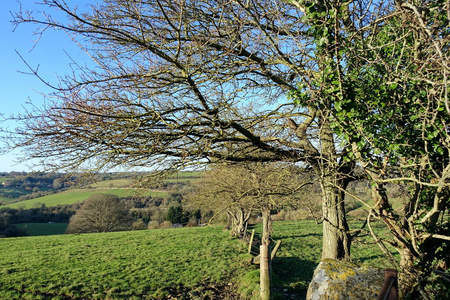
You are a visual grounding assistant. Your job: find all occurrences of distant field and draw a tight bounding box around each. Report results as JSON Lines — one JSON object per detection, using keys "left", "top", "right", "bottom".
{"left": 87, "top": 179, "right": 135, "bottom": 188}
{"left": 170, "top": 171, "right": 203, "bottom": 178}
{"left": 2, "top": 189, "right": 168, "bottom": 209}
{"left": 0, "top": 187, "right": 30, "bottom": 199}
{"left": 0, "top": 177, "right": 13, "bottom": 183}
{"left": 0, "top": 195, "right": 15, "bottom": 204}
{"left": 16, "top": 223, "right": 68, "bottom": 236}
{"left": 0, "top": 226, "right": 250, "bottom": 299}
{"left": 165, "top": 171, "right": 203, "bottom": 183}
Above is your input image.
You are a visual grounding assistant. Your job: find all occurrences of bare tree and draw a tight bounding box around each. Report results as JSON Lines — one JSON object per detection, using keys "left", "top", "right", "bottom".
{"left": 187, "top": 163, "right": 309, "bottom": 238}
{"left": 187, "top": 162, "right": 311, "bottom": 299}
{"left": 3, "top": 0, "right": 402, "bottom": 260}
{"left": 66, "top": 194, "right": 131, "bottom": 233}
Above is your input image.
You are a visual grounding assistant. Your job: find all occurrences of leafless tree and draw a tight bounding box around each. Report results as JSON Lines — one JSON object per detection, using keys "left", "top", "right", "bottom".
{"left": 66, "top": 194, "right": 131, "bottom": 233}
{"left": 3, "top": 0, "right": 402, "bottom": 260}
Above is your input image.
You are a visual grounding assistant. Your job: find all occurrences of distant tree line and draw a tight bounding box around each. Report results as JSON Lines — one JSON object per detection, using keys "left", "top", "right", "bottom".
{"left": 0, "top": 189, "right": 205, "bottom": 236}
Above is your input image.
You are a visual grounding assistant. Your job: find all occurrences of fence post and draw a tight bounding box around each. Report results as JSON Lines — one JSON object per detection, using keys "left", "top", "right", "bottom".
{"left": 248, "top": 229, "right": 255, "bottom": 254}
{"left": 271, "top": 240, "right": 282, "bottom": 260}
{"left": 260, "top": 244, "right": 271, "bottom": 300}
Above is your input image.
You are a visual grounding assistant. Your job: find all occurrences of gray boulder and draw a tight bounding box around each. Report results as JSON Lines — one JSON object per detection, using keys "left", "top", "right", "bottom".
{"left": 307, "top": 259, "right": 385, "bottom": 300}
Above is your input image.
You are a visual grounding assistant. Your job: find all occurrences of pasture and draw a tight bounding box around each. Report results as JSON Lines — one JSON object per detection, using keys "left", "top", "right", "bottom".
{"left": 0, "top": 226, "right": 250, "bottom": 299}
{"left": 0, "top": 219, "right": 395, "bottom": 299}
{"left": 15, "top": 223, "right": 68, "bottom": 236}
{"left": 2, "top": 189, "right": 168, "bottom": 209}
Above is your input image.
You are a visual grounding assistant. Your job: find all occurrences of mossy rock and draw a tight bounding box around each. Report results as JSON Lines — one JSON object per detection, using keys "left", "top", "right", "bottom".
{"left": 307, "top": 259, "right": 384, "bottom": 300}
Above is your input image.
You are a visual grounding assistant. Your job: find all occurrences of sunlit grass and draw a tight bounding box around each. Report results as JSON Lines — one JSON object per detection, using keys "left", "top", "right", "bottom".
{"left": 2, "top": 189, "right": 168, "bottom": 209}
{"left": 0, "top": 226, "right": 250, "bottom": 299}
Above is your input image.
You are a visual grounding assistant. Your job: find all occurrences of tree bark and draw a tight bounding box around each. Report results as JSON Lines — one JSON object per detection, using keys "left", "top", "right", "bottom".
{"left": 317, "top": 118, "right": 351, "bottom": 260}
{"left": 320, "top": 181, "right": 351, "bottom": 260}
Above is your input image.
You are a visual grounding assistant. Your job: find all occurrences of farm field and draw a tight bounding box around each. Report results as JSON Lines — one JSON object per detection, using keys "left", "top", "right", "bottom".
{"left": 16, "top": 223, "right": 68, "bottom": 236}
{"left": 0, "top": 171, "right": 202, "bottom": 209}
{"left": 0, "top": 219, "right": 396, "bottom": 300}
{"left": 0, "top": 187, "right": 30, "bottom": 201}
{"left": 2, "top": 188, "right": 168, "bottom": 209}
{"left": 0, "top": 226, "right": 251, "bottom": 300}
{"left": 87, "top": 178, "right": 135, "bottom": 188}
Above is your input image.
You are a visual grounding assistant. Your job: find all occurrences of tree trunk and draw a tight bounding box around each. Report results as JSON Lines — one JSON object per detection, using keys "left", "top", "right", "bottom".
{"left": 320, "top": 181, "right": 350, "bottom": 260}
{"left": 398, "top": 247, "right": 419, "bottom": 299}
{"left": 229, "top": 208, "right": 249, "bottom": 238}
{"left": 261, "top": 207, "right": 272, "bottom": 246}
{"left": 317, "top": 117, "right": 351, "bottom": 260}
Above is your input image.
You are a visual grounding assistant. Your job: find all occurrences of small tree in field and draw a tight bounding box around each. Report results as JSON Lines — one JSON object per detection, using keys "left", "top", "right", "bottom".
{"left": 187, "top": 162, "right": 311, "bottom": 300}
{"left": 187, "top": 163, "right": 309, "bottom": 239}
{"left": 66, "top": 194, "right": 131, "bottom": 233}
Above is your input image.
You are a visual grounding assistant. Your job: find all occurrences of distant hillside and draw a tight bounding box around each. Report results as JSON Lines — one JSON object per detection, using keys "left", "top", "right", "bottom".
{"left": 2, "top": 188, "right": 169, "bottom": 209}
{"left": 0, "top": 171, "right": 202, "bottom": 209}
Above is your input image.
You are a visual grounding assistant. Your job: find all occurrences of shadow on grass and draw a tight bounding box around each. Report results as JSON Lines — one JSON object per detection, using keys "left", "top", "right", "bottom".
{"left": 272, "top": 256, "right": 317, "bottom": 300}
{"left": 274, "top": 233, "right": 322, "bottom": 240}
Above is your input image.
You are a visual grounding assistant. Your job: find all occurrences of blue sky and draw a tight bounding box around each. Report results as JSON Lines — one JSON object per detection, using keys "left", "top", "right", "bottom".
{"left": 0, "top": 1, "right": 92, "bottom": 172}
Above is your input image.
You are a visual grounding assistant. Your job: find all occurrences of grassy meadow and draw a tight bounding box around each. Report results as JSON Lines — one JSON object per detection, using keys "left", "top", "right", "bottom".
{"left": 2, "top": 188, "right": 168, "bottom": 209}
{"left": 0, "top": 219, "right": 396, "bottom": 300}
{"left": 0, "top": 226, "right": 250, "bottom": 300}
{"left": 15, "top": 223, "right": 69, "bottom": 236}
{"left": 0, "top": 171, "right": 398, "bottom": 299}
{"left": 0, "top": 171, "right": 202, "bottom": 209}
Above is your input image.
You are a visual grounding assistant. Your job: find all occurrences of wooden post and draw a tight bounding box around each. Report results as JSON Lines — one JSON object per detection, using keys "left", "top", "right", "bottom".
{"left": 271, "top": 240, "right": 282, "bottom": 260}
{"left": 248, "top": 229, "right": 255, "bottom": 254}
{"left": 260, "top": 244, "right": 271, "bottom": 300}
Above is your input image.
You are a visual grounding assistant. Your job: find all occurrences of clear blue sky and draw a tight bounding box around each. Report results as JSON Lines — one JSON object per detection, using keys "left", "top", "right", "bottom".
{"left": 0, "top": 1, "right": 92, "bottom": 172}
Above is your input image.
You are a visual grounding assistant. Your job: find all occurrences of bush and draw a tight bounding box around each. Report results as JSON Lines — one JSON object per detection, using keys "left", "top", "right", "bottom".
{"left": 186, "top": 218, "right": 198, "bottom": 227}
{"left": 159, "top": 221, "right": 172, "bottom": 228}
{"left": 132, "top": 219, "right": 147, "bottom": 231}
{"left": 147, "top": 222, "right": 159, "bottom": 230}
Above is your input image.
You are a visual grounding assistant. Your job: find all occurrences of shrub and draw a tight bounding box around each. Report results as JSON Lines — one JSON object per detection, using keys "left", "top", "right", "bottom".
{"left": 132, "top": 219, "right": 147, "bottom": 231}
{"left": 159, "top": 221, "right": 172, "bottom": 228}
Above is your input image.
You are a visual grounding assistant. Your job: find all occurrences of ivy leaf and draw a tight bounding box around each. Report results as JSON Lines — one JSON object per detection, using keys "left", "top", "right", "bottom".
{"left": 389, "top": 83, "right": 398, "bottom": 90}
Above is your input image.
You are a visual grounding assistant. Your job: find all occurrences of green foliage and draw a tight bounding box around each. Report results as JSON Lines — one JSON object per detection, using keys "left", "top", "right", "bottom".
{"left": 289, "top": 1, "right": 450, "bottom": 296}
{"left": 165, "top": 206, "right": 189, "bottom": 224}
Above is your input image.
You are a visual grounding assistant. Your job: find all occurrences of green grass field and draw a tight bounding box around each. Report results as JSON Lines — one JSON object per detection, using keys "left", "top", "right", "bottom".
{"left": 2, "top": 189, "right": 168, "bottom": 209}
{"left": 0, "top": 177, "right": 13, "bottom": 183}
{"left": 87, "top": 179, "right": 135, "bottom": 188}
{"left": 0, "top": 226, "right": 250, "bottom": 300}
{"left": 0, "top": 219, "right": 397, "bottom": 300}
{"left": 16, "top": 223, "right": 68, "bottom": 236}
{"left": 0, "top": 187, "right": 30, "bottom": 199}
{"left": 0, "top": 172, "right": 200, "bottom": 209}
